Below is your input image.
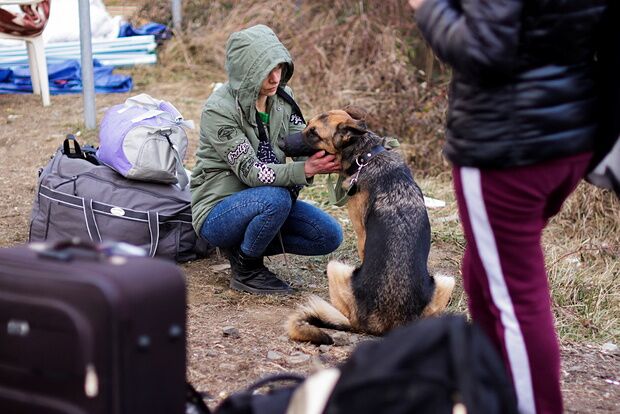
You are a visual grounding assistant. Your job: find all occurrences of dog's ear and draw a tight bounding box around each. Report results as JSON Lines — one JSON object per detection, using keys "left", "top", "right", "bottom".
{"left": 342, "top": 105, "right": 368, "bottom": 130}
{"left": 343, "top": 105, "right": 368, "bottom": 121}
{"left": 334, "top": 119, "right": 367, "bottom": 149}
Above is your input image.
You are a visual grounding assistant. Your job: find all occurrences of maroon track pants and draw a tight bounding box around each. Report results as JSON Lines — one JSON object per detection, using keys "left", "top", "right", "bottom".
{"left": 452, "top": 152, "right": 592, "bottom": 414}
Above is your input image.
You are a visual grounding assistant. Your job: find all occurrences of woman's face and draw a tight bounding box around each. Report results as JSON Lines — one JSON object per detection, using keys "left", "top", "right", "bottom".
{"left": 259, "top": 64, "right": 283, "bottom": 97}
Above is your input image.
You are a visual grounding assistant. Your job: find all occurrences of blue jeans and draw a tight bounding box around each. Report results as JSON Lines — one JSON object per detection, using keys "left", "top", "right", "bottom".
{"left": 199, "top": 186, "right": 343, "bottom": 257}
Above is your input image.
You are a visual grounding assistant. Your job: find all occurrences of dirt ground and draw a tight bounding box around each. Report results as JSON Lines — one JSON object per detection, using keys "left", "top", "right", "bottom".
{"left": 1, "top": 86, "right": 618, "bottom": 412}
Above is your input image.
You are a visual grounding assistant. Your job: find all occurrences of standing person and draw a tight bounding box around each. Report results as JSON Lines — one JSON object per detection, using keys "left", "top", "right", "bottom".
{"left": 191, "top": 24, "right": 343, "bottom": 295}
{"left": 409, "top": 1, "right": 610, "bottom": 413}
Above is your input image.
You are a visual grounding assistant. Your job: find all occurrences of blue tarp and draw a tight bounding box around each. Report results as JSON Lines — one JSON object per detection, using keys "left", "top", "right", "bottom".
{"left": 0, "top": 59, "right": 132, "bottom": 94}
{"left": 119, "top": 22, "right": 171, "bottom": 44}
{"left": 0, "top": 36, "right": 157, "bottom": 67}
{"left": 0, "top": 69, "right": 11, "bottom": 82}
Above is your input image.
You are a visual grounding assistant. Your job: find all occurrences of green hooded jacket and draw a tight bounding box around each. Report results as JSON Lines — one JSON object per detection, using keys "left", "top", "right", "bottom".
{"left": 190, "top": 25, "right": 308, "bottom": 233}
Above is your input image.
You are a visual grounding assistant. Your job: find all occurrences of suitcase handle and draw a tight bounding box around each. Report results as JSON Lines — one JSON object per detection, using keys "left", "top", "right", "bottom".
{"left": 36, "top": 239, "right": 105, "bottom": 262}
{"left": 34, "top": 239, "right": 149, "bottom": 262}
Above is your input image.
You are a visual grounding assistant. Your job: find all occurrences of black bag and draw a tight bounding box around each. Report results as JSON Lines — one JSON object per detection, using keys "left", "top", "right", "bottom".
{"left": 0, "top": 240, "right": 187, "bottom": 413}
{"left": 214, "top": 315, "right": 518, "bottom": 414}
{"left": 323, "top": 315, "right": 518, "bottom": 414}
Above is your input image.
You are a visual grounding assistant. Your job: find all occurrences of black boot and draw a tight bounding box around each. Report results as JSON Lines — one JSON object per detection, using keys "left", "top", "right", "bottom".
{"left": 226, "top": 248, "right": 293, "bottom": 295}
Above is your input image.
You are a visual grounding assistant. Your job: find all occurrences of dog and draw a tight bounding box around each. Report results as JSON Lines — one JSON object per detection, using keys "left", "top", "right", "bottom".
{"left": 279, "top": 107, "right": 455, "bottom": 345}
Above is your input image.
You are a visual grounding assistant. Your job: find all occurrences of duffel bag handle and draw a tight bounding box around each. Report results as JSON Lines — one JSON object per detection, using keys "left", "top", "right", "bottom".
{"left": 63, "top": 134, "right": 100, "bottom": 165}
{"left": 83, "top": 197, "right": 159, "bottom": 257}
{"left": 63, "top": 134, "right": 84, "bottom": 159}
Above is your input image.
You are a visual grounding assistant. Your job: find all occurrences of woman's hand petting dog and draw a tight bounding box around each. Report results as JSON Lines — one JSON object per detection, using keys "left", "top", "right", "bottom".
{"left": 304, "top": 150, "right": 341, "bottom": 178}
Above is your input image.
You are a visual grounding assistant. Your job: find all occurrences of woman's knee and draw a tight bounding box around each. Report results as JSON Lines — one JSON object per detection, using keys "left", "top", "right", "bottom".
{"left": 315, "top": 217, "right": 343, "bottom": 254}
{"left": 325, "top": 222, "right": 343, "bottom": 253}
{"left": 257, "top": 187, "right": 293, "bottom": 219}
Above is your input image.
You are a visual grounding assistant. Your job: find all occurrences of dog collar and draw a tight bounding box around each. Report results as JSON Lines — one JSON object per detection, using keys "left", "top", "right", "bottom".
{"left": 345, "top": 145, "right": 387, "bottom": 176}
{"left": 343, "top": 145, "right": 388, "bottom": 196}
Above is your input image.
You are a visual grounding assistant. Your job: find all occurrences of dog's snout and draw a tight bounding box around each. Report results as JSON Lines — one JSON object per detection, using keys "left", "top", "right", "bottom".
{"left": 278, "top": 132, "right": 316, "bottom": 157}
{"left": 276, "top": 135, "right": 287, "bottom": 152}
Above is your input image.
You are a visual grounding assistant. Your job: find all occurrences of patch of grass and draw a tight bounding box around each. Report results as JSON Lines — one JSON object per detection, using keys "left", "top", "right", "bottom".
{"left": 546, "top": 183, "right": 620, "bottom": 342}
{"left": 135, "top": 0, "right": 449, "bottom": 175}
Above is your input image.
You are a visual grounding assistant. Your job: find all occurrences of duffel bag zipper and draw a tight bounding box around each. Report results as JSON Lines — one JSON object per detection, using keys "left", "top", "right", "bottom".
{"left": 53, "top": 169, "right": 189, "bottom": 205}
{"left": 38, "top": 185, "right": 193, "bottom": 224}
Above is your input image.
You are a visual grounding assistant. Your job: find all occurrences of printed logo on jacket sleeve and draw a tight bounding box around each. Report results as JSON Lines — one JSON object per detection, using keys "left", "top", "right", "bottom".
{"left": 227, "top": 142, "right": 250, "bottom": 165}
{"left": 217, "top": 126, "right": 236, "bottom": 142}
{"left": 254, "top": 161, "right": 276, "bottom": 183}
{"left": 239, "top": 158, "right": 253, "bottom": 177}
{"left": 290, "top": 114, "right": 304, "bottom": 126}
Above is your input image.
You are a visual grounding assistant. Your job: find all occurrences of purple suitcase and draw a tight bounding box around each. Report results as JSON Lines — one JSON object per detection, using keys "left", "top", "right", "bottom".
{"left": 0, "top": 241, "right": 187, "bottom": 413}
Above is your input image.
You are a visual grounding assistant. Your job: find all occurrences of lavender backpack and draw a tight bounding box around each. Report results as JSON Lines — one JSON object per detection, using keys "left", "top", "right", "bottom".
{"left": 97, "top": 94, "right": 194, "bottom": 189}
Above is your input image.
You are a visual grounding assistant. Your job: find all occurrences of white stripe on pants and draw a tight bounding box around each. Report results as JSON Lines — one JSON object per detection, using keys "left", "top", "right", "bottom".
{"left": 460, "top": 166, "right": 536, "bottom": 414}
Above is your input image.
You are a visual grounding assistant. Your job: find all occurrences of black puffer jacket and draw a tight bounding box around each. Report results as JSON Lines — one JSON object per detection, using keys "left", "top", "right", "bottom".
{"left": 416, "top": 0, "right": 609, "bottom": 169}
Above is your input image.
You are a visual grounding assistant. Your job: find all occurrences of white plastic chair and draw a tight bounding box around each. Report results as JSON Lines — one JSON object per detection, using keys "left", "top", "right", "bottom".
{"left": 0, "top": 0, "right": 50, "bottom": 106}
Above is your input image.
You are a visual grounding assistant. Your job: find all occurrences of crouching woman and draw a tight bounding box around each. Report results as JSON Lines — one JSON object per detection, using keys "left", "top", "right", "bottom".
{"left": 191, "top": 25, "right": 342, "bottom": 294}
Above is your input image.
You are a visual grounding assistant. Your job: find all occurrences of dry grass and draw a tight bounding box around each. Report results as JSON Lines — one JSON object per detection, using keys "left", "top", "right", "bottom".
{"left": 133, "top": 0, "right": 619, "bottom": 343}
{"left": 136, "top": 0, "right": 450, "bottom": 174}
{"left": 546, "top": 184, "right": 620, "bottom": 342}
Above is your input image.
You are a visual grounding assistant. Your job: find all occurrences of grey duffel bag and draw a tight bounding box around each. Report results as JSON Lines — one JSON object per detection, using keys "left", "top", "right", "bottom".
{"left": 29, "top": 137, "right": 210, "bottom": 262}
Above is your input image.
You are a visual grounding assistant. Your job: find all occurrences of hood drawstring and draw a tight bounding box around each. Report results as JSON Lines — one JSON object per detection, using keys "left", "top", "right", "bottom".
{"left": 235, "top": 95, "right": 245, "bottom": 128}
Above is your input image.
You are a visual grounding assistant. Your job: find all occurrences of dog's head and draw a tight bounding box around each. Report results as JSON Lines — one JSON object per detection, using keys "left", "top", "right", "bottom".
{"left": 278, "top": 106, "right": 368, "bottom": 157}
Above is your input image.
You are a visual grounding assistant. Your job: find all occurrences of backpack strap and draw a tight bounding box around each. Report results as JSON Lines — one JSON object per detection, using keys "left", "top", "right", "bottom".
{"left": 448, "top": 316, "right": 519, "bottom": 414}
{"left": 276, "top": 87, "right": 305, "bottom": 124}
{"left": 158, "top": 128, "right": 189, "bottom": 190}
{"left": 449, "top": 316, "right": 477, "bottom": 412}
{"left": 215, "top": 373, "right": 304, "bottom": 414}
{"left": 245, "top": 373, "right": 306, "bottom": 392}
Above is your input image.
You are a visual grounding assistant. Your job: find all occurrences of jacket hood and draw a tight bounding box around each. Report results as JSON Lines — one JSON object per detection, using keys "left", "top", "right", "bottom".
{"left": 225, "top": 24, "right": 294, "bottom": 120}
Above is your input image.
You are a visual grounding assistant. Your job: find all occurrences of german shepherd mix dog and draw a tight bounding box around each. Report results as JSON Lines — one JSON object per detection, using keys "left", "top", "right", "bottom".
{"left": 279, "top": 107, "right": 455, "bottom": 345}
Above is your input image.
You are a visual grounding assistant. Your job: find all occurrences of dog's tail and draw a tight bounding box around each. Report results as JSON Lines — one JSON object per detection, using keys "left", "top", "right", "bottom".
{"left": 287, "top": 295, "right": 351, "bottom": 345}
{"left": 422, "top": 273, "right": 456, "bottom": 317}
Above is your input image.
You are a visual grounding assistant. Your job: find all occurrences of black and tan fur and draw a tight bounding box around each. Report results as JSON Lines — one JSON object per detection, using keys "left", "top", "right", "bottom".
{"left": 285, "top": 107, "right": 454, "bottom": 345}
